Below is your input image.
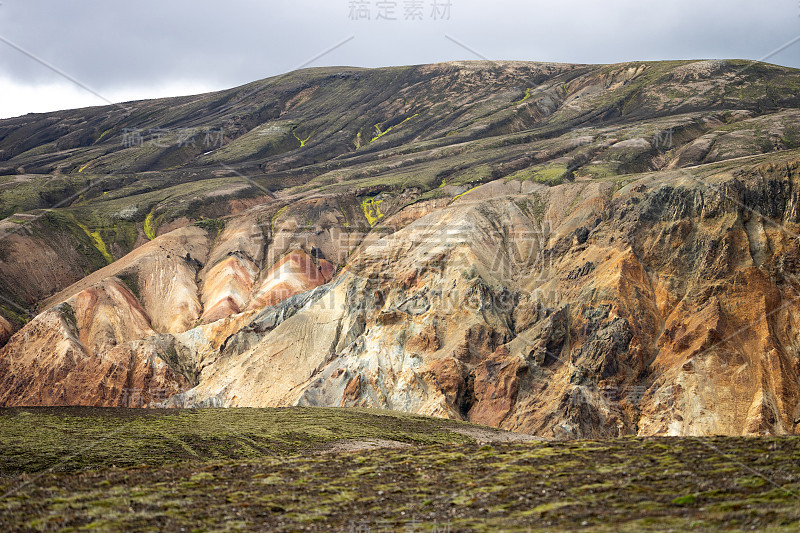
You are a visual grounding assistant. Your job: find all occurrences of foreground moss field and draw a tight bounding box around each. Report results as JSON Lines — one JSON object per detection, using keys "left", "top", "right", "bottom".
{"left": 0, "top": 408, "right": 799, "bottom": 532}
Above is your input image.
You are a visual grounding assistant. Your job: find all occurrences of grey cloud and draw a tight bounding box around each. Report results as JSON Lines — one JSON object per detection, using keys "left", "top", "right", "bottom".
{"left": 0, "top": 0, "right": 797, "bottom": 114}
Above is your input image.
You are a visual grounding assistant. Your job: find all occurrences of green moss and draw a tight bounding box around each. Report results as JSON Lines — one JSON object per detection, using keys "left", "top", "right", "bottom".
{"left": 369, "top": 114, "right": 419, "bottom": 144}
{"left": 37, "top": 211, "right": 107, "bottom": 271}
{"left": 672, "top": 494, "right": 697, "bottom": 506}
{"left": 117, "top": 273, "right": 141, "bottom": 300}
{"left": 513, "top": 87, "right": 532, "bottom": 104}
{"left": 735, "top": 476, "right": 767, "bottom": 488}
{"left": 143, "top": 211, "right": 157, "bottom": 240}
{"left": 60, "top": 302, "right": 77, "bottom": 328}
{"left": 270, "top": 205, "right": 289, "bottom": 234}
{"left": 292, "top": 126, "right": 313, "bottom": 147}
{"left": 194, "top": 218, "right": 226, "bottom": 235}
{"left": 0, "top": 175, "right": 95, "bottom": 220}
{"left": 361, "top": 196, "right": 384, "bottom": 226}
{"left": 1, "top": 423, "right": 799, "bottom": 531}
{"left": 530, "top": 501, "right": 576, "bottom": 514}
{"left": 0, "top": 304, "right": 30, "bottom": 326}
{"left": 450, "top": 185, "right": 481, "bottom": 203}
{"left": 95, "top": 129, "right": 111, "bottom": 143}
{"left": 72, "top": 218, "right": 114, "bottom": 264}
{"left": 575, "top": 162, "right": 619, "bottom": 180}
{"left": 506, "top": 163, "right": 569, "bottom": 185}
{"left": 0, "top": 407, "right": 478, "bottom": 476}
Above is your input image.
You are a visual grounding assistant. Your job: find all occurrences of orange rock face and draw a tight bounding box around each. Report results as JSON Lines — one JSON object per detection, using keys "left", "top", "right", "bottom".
{"left": 0, "top": 280, "right": 191, "bottom": 407}
{"left": 0, "top": 220, "right": 338, "bottom": 409}
{"left": 247, "top": 250, "right": 335, "bottom": 311}
{"left": 468, "top": 347, "right": 524, "bottom": 428}
{"left": 201, "top": 255, "right": 257, "bottom": 323}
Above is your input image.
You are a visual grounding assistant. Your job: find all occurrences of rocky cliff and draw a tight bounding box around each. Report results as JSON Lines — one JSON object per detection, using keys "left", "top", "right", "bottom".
{"left": 2, "top": 60, "right": 800, "bottom": 436}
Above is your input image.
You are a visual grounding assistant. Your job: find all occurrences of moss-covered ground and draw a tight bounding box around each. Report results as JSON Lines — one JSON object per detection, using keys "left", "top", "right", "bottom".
{"left": 1, "top": 408, "right": 799, "bottom": 532}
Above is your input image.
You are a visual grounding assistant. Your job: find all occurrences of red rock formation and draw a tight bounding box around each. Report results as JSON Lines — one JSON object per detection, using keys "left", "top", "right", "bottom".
{"left": 0, "top": 279, "right": 190, "bottom": 407}
{"left": 247, "top": 250, "right": 335, "bottom": 310}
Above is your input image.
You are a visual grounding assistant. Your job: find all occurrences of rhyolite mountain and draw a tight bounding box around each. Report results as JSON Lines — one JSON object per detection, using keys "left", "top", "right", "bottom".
{"left": 2, "top": 59, "right": 800, "bottom": 437}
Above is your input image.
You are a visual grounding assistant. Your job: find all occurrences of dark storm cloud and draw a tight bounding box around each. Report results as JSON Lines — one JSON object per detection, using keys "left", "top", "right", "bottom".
{"left": 0, "top": 0, "right": 798, "bottom": 117}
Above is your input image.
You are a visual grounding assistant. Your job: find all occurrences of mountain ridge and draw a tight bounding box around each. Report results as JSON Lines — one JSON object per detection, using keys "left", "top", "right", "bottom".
{"left": 2, "top": 59, "right": 800, "bottom": 437}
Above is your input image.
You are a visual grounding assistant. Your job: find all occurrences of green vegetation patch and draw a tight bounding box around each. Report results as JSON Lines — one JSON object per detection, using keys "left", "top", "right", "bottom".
{"left": 361, "top": 196, "right": 385, "bottom": 226}
{"left": 0, "top": 407, "right": 479, "bottom": 475}
{"left": 116, "top": 272, "right": 141, "bottom": 300}
{"left": 143, "top": 211, "right": 157, "bottom": 240}
{"left": 74, "top": 221, "right": 114, "bottom": 264}
{"left": 507, "top": 163, "right": 571, "bottom": 185}
{"left": 369, "top": 113, "right": 419, "bottom": 144}
{"left": 1, "top": 411, "right": 799, "bottom": 532}
{"left": 193, "top": 217, "right": 226, "bottom": 236}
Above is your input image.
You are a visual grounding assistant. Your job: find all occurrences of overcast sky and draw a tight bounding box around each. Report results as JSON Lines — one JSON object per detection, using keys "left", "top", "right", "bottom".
{"left": 0, "top": 0, "right": 798, "bottom": 118}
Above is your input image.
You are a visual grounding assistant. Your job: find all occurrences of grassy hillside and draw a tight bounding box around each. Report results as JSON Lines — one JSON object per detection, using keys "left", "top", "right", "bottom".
{"left": 0, "top": 407, "right": 488, "bottom": 474}
{"left": 1, "top": 408, "right": 799, "bottom": 531}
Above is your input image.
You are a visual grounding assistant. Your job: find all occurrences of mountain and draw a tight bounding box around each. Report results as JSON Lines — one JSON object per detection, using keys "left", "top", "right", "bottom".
{"left": 1, "top": 59, "right": 800, "bottom": 437}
